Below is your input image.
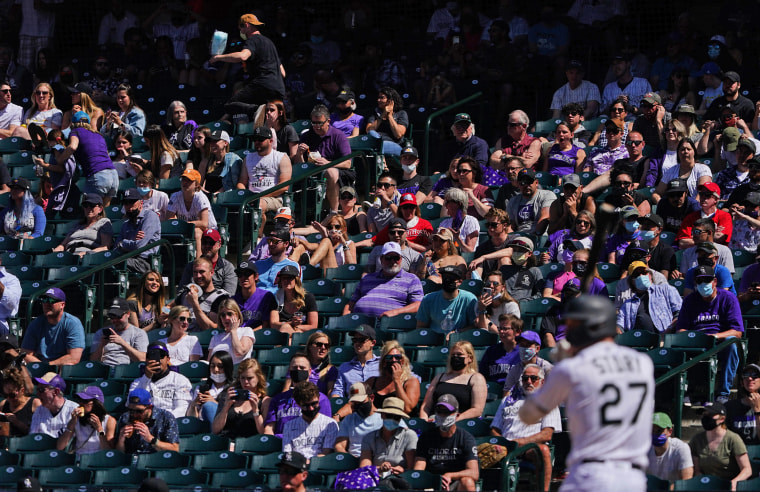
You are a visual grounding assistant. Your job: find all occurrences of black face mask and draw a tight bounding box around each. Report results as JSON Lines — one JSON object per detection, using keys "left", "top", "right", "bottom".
{"left": 355, "top": 400, "right": 372, "bottom": 419}
{"left": 301, "top": 407, "right": 319, "bottom": 419}
{"left": 126, "top": 208, "right": 140, "bottom": 220}
{"left": 441, "top": 278, "right": 458, "bottom": 293}
{"left": 450, "top": 355, "right": 467, "bottom": 371}
{"left": 290, "top": 369, "right": 310, "bottom": 383}
{"left": 701, "top": 415, "right": 719, "bottom": 431}
{"left": 571, "top": 263, "right": 586, "bottom": 277}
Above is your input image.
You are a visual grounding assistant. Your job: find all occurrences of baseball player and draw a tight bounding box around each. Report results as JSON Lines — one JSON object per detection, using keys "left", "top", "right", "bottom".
{"left": 519, "top": 295, "right": 655, "bottom": 491}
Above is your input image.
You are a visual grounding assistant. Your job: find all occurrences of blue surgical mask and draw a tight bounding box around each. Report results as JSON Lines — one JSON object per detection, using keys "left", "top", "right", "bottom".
{"left": 638, "top": 230, "right": 657, "bottom": 242}
{"left": 383, "top": 419, "right": 401, "bottom": 431}
{"left": 634, "top": 274, "right": 651, "bottom": 291}
{"left": 707, "top": 45, "right": 720, "bottom": 59}
{"left": 311, "top": 35, "right": 324, "bottom": 44}
{"left": 519, "top": 346, "right": 536, "bottom": 363}
{"left": 652, "top": 433, "right": 668, "bottom": 447}
{"left": 137, "top": 186, "right": 151, "bottom": 196}
{"left": 625, "top": 221, "right": 640, "bottom": 233}
{"left": 697, "top": 282, "right": 714, "bottom": 297}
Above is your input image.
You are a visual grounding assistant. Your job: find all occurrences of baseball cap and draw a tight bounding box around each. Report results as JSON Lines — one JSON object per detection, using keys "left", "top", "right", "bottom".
{"left": 516, "top": 169, "right": 536, "bottom": 184}
{"left": 236, "top": 261, "right": 257, "bottom": 276}
{"left": 10, "top": 177, "right": 30, "bottom": 190}
{"left": 387, "top": 217, "right": 407, "bottom": 231}
{"left": 508, "top": 236, "right": 534, "bottom": 252}
{"left": 398, "top": 193, "right": 417, "bottom": 207}
{"left": 239, "top": 13, "right": 264, "bottom": 25}
{"left": 517, "top": 331, "right": 541, "bottom": 346}
{"left": 72, "top": 111, "right": 90, "bottom": 123}
{"left": 277, "top": 451, "right": 309, "bottom": 472}
{"left": 252, "top": 126, "right": 273, "bottom": 139}
{"left": 42, "top": 287, "right": 66, "bottom": 302}
{"left": 440, "top": 264, "right": 463, "bottom": 279}
{"left": 76, "top": 386, "right": 105, "bottom": 404}
{"left": 723, "top": 71, "right": 741, "bottom": 83}
{"left": 123, "top": 188, "right": 141, "bottom": 201}
{"left": 269, "top": 228, "right": 291, "bottom": 242}
{"left": 627, "top": 239, "right": 649, "bottom": 254}
{"left": 435, "top": 394, "right": 459, "bottom": 413}
{"left": 453, "top": 113, "right": 472, "bottom": 125}
{"left": 703, "top": 401, "right": 726, "bottom": 416}
{"left": 34, "top": 372, "right": 66, "bottom": 392}
{"left": 666, "top": 178, "right": 688, "bottom": 195}
{"left": 561, "top": 280, "right": 581, "bottom": 299}
{"left": 698, "top": 182, "right": 720, "bottom": 199}
{"left": 737, "top": 138, "right": 757, "bottom": 154}
{"left": 652, "top": 412, "right": 673, "bottom": 429}
{"left": 694, "top": 265, "right": 715, "bottom": 279}
{"left": 566, "top": 59, "right": 584, "bottom": 71}
{"left": 106, "top": 297, "right": 130, "bottom": 318}
{"left": 639, "top": 213, "right": 664, "bottom": 229}
{"left": 743, "top": 364, "right": 760, "bottom": 376}
{"left": 433, "top": 227, "right": 454, "bottom": 242}
{"left": 348, "top": 382, "right": 369, "bottom": 402}
{"left": 562, "top": 174, "right": 581, "bottom": 189}
{"left": 641, "top": 92, "right": 662, "bottom": 105}
{"left": 68, "top": 82, "right": 93, "bottom": 95}
{"left": 209, "top": 130, "right": 231, "bottom": 144}
{"left": 147, "top": 341, "right": 169, "bottom": 355}
{"left": 274, "top": 207, "right": 292, "bottom": 220}
{"left": 627, "top": 260, "right": 648, "bottom": 277}
{"left": 278, "top": 265, "right": 300, "bottom": 278}
{"left": 611, "top": 52, "right": 630, "bottom": 62}
{"left": 698, "top": 62, "right": 722, "bottom": 76}
{"left": 17, "top": 477, "right": 42, "bottom": 492}
{"left": 82, "top": 193, "right": 103, "bottom": 206}
{"left": 339, "top": 186, "right": 357, "bottom": 198}
{"left": 744, "top": 192, "right": 760, "bottom": 207}
{"left": 350, "top": 324, "right": 376, "bottom": 341}
{"left": 722, "top": 127, "right": 740, "bottom": 151}
{"left": 674, "top": 104, "right": 696, "bottom": 116}
{"left": 381, "top": 241, "right": 402, "bottom": 256}
{"left": 202, "top": 229, "right": 222, "bottom": 243}
{"left": 181, "top": 169, "right": 201, "bottom": 184}
{"left": 400, "top": 146, "right": 419, "bottom": 158}
{"left": 335, "top": 89, "right": 355, "bottom": 102}
{"left": 620, "top": 205, "right": 639, "bottom": 219}
{"left": 128, "top": 388, "right": 153, "bottom": 406}
{"left": 0, "top": 333, "right": 19, "bottom": 351}
{"left": 696, "top": 242, "right": 718, "bottom": 254}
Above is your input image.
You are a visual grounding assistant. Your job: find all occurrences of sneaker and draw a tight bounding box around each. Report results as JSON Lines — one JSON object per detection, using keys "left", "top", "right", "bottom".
{"left": 682, "top": 396, "right": 691, "bottom": 407}
{"left": 716, "top": 395, "right": 729, "bottom": 404}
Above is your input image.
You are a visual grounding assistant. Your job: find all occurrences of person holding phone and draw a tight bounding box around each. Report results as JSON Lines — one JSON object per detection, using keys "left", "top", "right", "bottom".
{"left": 187, "top": 351, "right": 233, "bottom": 422}
{"left": 128, "top": 341, "right": 192, "bottom": 418}
{"left": 211, "top": 358, "right": 269, "bottom": 438}
{"left": 90, "top": 297, "right": 148, "bottom": 366}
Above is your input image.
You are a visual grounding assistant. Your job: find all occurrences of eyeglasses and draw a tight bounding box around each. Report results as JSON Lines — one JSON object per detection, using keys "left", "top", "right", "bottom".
{"left": 267, "top": 238, "right": 283, "bottom": 245}
{"left": 327, "top": 224, "right": 342, "bottom": 230}
{"left": 640, "top": 104, "right": 653, "bottom": 110}
{"left": 176, "top": 316, "right": 190, "bottom": 323}
{"left": 615, "top": 181, "right": 633, "bottom": 187}
{"left": 693, "top": 229, "right": 708, "bottom": 235}
{"left": 340, "top": 194, "right": 354, "bottom": 200}
{"left": 0, "top": 89, "right": 10, "bottom": 94}
{"left": 698, "top": 192, "right": 715, "bottom": 199}
{"left": 457, "top": 168, "right": 472, "bottom": 174}
{"left": 695, "top": 277, "right": 714, "bottom": 284}
{"left": 508, "top": 122, "right": 524, "bottom": 127}
{"left": 486, "top": 222, "right": 502, "bottom": 228}
{"left": 575, "top": 220, "right": 590, "bottom": 226}
{"left": 311, "top": 342, "right": 329, "bottom": 349}
{"left": 485, "top": 281, "right": 500, "bottom": 286}
{"left": 626, "top": 140, "right": 644, "bottom": 146}
{"left": 383, "top": 254, "right": 402, "bottom": 262}
{"left": 612, "top": 107, "right": 626, "bottom": 113}
{"left": 376, "top": 182, "right": 394, "bottom": 189}
{"left": 521, "top": 375, "right": 541, "bottom": 383}
{"left": 310, "top": 120, "right": 327, "bottom": 127}
{"left": 35, "top": 90, "right": 49, "bottom": 95}
{"left": 743, "top": 373, "right": 760, "bottom": 379}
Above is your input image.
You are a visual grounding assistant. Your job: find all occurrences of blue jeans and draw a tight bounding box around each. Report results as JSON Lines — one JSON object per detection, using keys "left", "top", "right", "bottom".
{"left": 368, "top": 130, "right": 402, "bottom": 156}
{"left": 717, "top": 337, "right": 740, "bottom": 399}
{"left": 201, "top": 401, "right": 218, "bottom": 424}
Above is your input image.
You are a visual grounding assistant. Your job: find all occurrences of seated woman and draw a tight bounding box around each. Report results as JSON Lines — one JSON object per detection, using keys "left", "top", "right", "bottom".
{"left": 449, "top": 157, "right": 493, "bottom": 220}
{"left": 297, "top": 215, "right": 357, "bottom": 273}
{"left": 133, "top": 125, "right": 185, "bottom": 180}
{"left": 418, "top": 341, "right": 487, "bottom": 422}
{"left": 365, "top": 87, "right": 409, "bottom": 156}
{"left": 358, "top": 397, "right": 418, "bottom": 479}
{"left": 110, "top": 130, "right": 138, "bottom": 179}
{"left": 208, "top": 299, "right": 255, "bottom": 365}
{"left": 431, "top": 157, "right": 461, "bottom": 204}
{"left": 134, "top": 170, "right": 170, "bottom": 221}
{"left": 167, "top": 169, "right": 217, "bottom": 257}
{"left": 541, "top": 209, "right": 595, "bottom": 265}
{"left": 162, "top": 100, "right": 197, "bottom": 151}
{"left": 197, "top": 130, "right": 242, "bottom": 195}
{"left": 56, "top": 386, "right": 116, "bottom": 455}
{"left": 282, "top": 331, "right": 337, "bottom": 395}
{"left": 187, "top": 350, "right": 233, "bottom": 423}
{"left": 15, "top": 82, "right": 62, "bottom": 137}
{"left": 127, "top": 269, "right": 167, "bottom": 332}
{"left": 543, "top": 121, "right": 586, "bottom": 176}
{"left": 439, "top": 187, "right": 479, "bottom": 253}
{"left": 53, "top": 193, "right": 112, "bottom": 256}
{"left": 270, "top": 265, "right": 319, "bottom": 335}
{"left": 100, "top": 83, "right": 146, "bottom": 139}
{"left": 0, "top": 367, "right": 40, "bottom": 437}
{"left": 160, "top": 306, "right": 202, "bottom": 365}
{"left": 187, "top": 126, "right": 211, "bottom": 170}
{"left": 424, "top": 227, "right": 467, "bottom": 283}
{"left": 726, "top": 364, "right": 760, "bottom": 445}
{"left": 364, "top": 341, "right": 420, "bottom": 415}
{"left": 211, "top": 358, "right": 270, "bottom": 438}
{"left": 61, "top": 82, "right": 105, "bottom": 130}
{"left": 0, "top": 178, "right": 46, "bottom": 239}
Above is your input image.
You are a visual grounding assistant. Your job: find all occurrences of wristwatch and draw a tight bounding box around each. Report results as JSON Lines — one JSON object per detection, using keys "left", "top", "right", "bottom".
{"left": 150, "top": 436, "right": 159, "bottom": 447}
{"left": 98, "top": 431, "right": 106, "bottom": 437}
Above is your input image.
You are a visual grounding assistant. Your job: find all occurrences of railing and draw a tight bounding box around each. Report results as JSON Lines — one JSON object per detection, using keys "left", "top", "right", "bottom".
{"left": 235, "top": 151, "right": 366, "bottom": 256}
{"left": 654, "top": 337, "right": 746, "bottom": 438}
{"left": 422, "top": 91, "right": 483, "bottom": 175}
{"left": 25, "top": 240, "right": 175, "bottom": 331}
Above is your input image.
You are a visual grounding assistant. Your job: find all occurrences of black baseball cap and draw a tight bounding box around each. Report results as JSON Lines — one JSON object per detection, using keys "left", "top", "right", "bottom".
{"left": 350, "top": 324, "right": 376, "bottom": 341}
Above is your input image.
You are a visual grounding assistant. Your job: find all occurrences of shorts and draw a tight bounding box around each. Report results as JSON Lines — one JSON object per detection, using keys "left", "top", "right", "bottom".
{"left": 84, "top": 168, "right": 119, "bottom": 198}
{"left": 259, "top": 196, "right": 283, "bottom": 212}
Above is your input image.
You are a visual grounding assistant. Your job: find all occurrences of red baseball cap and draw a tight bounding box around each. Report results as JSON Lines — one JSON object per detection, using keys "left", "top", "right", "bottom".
{"left": 698, "top": 182, "right": 720, "bottom": 199}
{"left": 399, "top": 193, "right": 417, "bottom": 207}
{"left": 202, "top": 229, "right": 221, "bottom": 243}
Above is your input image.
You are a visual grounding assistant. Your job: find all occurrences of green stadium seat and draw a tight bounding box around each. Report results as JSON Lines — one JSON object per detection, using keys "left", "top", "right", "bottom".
{"left": 458, "top": 418, "right": 493, "bottom": 437}
{"left": 0, "top": 236, "right": 20, "bottom": 252}
{"left": 11, "top": 265, "right": 44, "bottom": 281}
{"left": 134, "top": 450, "right": 190, "bottom": 471}
{"left": 37, "top": 466, "right": 91, "bottom": 487}
{"left": 250, "top": 451, "right": 285, "bottom": 473}
{"left": 21, "top": 450, "right": 76, "bottom": 470}
{"left": 0, "top": 451, "right": 19, "bottom": 466}
{"left": 32, "top": 251, "right": 79, "bottom": 267}
{"left": 325, "top": 264, "right": 363, "bottom": 283}
{"left": 302, "top": 278, "right": 339, "bottom": 299}
{"left": 177, "top": 361, "right": 210, "bottom": 382}
{"left": 193, "top": 451, "right": 249, "bottom": 472}
{"left": 252, "top": 328, "right": 288, "bottom": 349}
{"left": 308, "top": 453, "right": 359, "bottom": 473}
{"left": 19, "top": 235, "right": 57, "bottom": 254}
{"left": 0, "top": 252, "right": 30, "bottom": 266}
{"left": 616, "top": 329, "right": 660, "bottom": 351}
{"left": 179, "top": 433, "right": 230, "bottom": 454}
{"left": 420, "top": 202, "right": 442, "bottom": 220}
{"left": 329, "top": 346, "right": 356, "bottom": 365}
{"left": 60, "top": 360, "right": 109, "bottom": 383}
{"left": 73, "top": 380, "right": 125, "bottom": 397}
{"left": 460, "top": 278, "right": 483, "bottom": 296}
{"left": 399, "top": 470, "right": 441, "bottom": 490}
{"left": 154, "top": 467, "right": 209, "bottom": 487}
{"left": 234, "top": 434, "right": 282, "bottom": 455}
{"left": 210, "top": 469, "right": 266, "bottom": 489}
{"left": 8, "top": 433, "right": 57, "bottom": 453}
{"left": 25, "top": 361, "right": 54, "bottom": 378}
{"left": 78, "top": 449, "right": 131, "bottom": 470}
{"left": 0, "top": 466, "right": 31, "bottom": 487}
{"left": 378, "top": 313, "right": 417, "bottom": 334}
{"left": 112, "top": 361, "right": 145, "bottom": 383}
{"left": 449, "top": 329, "right": 498, "bottom": 347}
{"left": 673, "top": 476, "right": 730, "bottom": 490}
{"left": 737, "top": 476, "right": 760, "bottom": 490}
{"left": 103, "top": 394, "right": 127, "bottom": 414}
{"left": 596, "top": 262, "right": 621, "bottom": 282}
{"left": 92, "top": 467, "right": 148, "bottom": 488}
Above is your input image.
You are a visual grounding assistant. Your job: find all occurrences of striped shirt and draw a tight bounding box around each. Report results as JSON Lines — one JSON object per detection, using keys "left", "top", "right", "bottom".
{"left": 282, "top": 414, "right": 339, "bottom": 459}
{"left": 492, "top": 397, "right": 561, "bottom": 439}
{"left": 601, "top": 77, "right": 652, "bottom": 112}
{"left": 550, "top": 80, "right": 602, "bottom": 114}
{"left": 588, "top": 144, "right": 629, "bottom": 174}
{"left": 350, "top": 270, "right": 424, "bottom": 318}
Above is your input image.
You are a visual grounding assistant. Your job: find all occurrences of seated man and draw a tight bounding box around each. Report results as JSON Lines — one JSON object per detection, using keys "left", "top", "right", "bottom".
{"left": 90, "top": 297, "right": 148, "bottom": 366}
{"left": 491, "top": 364, "right": 561, "bottom": 491}
{"left": 30, "top": 372, "right": 80, "bottom": 437}
{"left": 331, "top": 325, "right": 381, "bottom": 399}
{"left": 232, "top": 261, "right": 275, "bottom": 329}
{"left": 0, "top": 80, "right": 23, "bottom": 140}
{"left": 276, "top": 451, "right": 311, "bottom": 492}
{"left": 501, "top": 331, "right": 553, "bottom": 398}
{"left": 397, "top": 146, "right": 434, "bottom": 204}
{"left": 446, "top": 113, "right": 490, "bottom": 172}
{"left": 676, "top": 183, "right": 733, "bottom": 247}
{"left": 416, "top": 265, "right": 478, "bottom": 334}
{"left": 617, "top": 262, "right": 682, "bottom": 333}
{"left": 22, "top": 288, "right": 84, "bottom": 366}
{"left": 682, "top": 242, "right": 736, "bottom": 296}
{"left": 368, "top": 172, "right": 401, "bottom": 233}
{"left": 179, "top": 229, "right": 237, "bottom": 295}
{"left": 343, "top": 242, "right": 423, "bottom": 319}
{"left": 506, "top": 169, "right": 556, "bottom": 235}
{"left": 479, "top": 314, "right": 522, "bottom": 383}
{"left": 414, "top": 394, "right": 479, "bottom": 492}
{"left": 255, "top": 228, "right": 301, "bottom": 293}
{"left": 676, "top": 218, "right": 735, "bottom": 278}
{"left": 470, "top": 208, "right": 514, "bottom": 277}
{"left": 549, "top": 103, "right": 593, "bottom": 148}
{"left": 550, "top": 60, "right": 600, "bottom": 120}
{"left": 282, "top": 381, "right": 339, "bottom": 459}
{"left": 647, "top": 412, "right": 693, "bottom": 482}
{"left": 115, "top": 188, "right": 161, "bottom": 274}
{"left": 173, "top": 257, "right": 229, "bottom": 331}
{"left": 128, "top": 341, "right": 193, "bottom": 418}
{"left": 334, "top": 382, "right": 382, "bottom": 457}
{"left": 115, "top": 388, "right": 179, "bottom": 455}
{"left": 264, "top": 352, "right": 332, "bottom": 437}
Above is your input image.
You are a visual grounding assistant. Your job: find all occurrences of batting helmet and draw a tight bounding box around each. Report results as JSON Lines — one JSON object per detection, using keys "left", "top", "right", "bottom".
{"left": 563, "top": 295, "right": 617, "bottom": 347}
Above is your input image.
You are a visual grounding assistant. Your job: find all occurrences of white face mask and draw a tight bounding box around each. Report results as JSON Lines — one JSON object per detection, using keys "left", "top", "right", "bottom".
{"left": 209, "top": 373, "right": 227, "bottom": 383}
{"left": 240, "top": 32, "right": 248, "bottom": 40}
{"left": 434, "top": 414, "right": 457, "bottom": 431}
{"left": 402, "top": 164, "right": 416, "bottom": 173}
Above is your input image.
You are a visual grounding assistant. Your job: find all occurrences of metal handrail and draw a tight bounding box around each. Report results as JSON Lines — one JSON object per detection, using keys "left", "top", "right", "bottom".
{"left": 25, "top": 240, "right": 175, "bottom": 329}
{"left": 422, "top": 91, "right": 483, "bottom": 175}
{"left": 654, "top": 337, "right": 746, "bottom": 438}
{"left": 235, "top": 151, "right": 366, "bottom": 257}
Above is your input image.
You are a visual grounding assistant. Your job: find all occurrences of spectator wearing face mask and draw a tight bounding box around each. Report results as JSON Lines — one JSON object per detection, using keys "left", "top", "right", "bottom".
{"left": 334, "top": 382, "right": 382, "bottom": 457}
{"left": 617, "top": 262, "right": 682, "bottom": 333}
{"left": 416, "top": 266, "right": 478, "bottom": 335}
{"left": 500, "top": 331, "right": 553, "bottom": 400}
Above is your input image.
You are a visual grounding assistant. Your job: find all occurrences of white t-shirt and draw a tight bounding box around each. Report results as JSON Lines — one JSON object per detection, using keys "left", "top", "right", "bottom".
{"left": 167, "top": 191, "right": 217, "bottom": 230}
{"left": 25, "top": 107, "right": 63, "bottom": 129}
{"left": 440, "top": 215, "right": 480, "bottom": 250}
{"left": 30, "top": 398, "right": 80, "bottom": 437}
{"left": 160, "top": 335, "right": 203, "bottom": 366}
{"left": 488, "top": 300, "right": 521, "bottom": 326}
{"left": 209, "top": 327, "right": 256, "bottom": 365}
{"left": 244, "top": 150, "right": 285, "bottom": 193}
{"left": 0, "top": 102, "right": 23, "bottom": 130}
{"left": 646, "top": 437, "right": 693, "bottom": 482}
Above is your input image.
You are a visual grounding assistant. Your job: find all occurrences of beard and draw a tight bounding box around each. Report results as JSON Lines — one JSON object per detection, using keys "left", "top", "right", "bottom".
{"left": 383, "top": 263, "right": 402, "bottom": 276}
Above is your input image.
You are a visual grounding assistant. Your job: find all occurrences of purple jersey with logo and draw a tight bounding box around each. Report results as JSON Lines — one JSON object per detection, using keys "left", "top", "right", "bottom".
{"left": 264, "top": 389, "right": 332, "bottom": 437}
{"left": 233, "top": 289, "right": 275, "bottom": 329}
{"left": 675, "top": 289, "right": 744, "bottom": 335}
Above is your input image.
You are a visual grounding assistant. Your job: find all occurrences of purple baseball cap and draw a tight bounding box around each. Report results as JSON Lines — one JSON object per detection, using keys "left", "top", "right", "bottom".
{"left": 76, "top": 386, "right": 105, "bottom": 403}
{"left": 517, "top": 331, "right": 541, "bottom": 346}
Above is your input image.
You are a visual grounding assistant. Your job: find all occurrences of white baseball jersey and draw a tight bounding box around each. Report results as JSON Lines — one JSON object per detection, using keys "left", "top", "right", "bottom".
{"left": 129, "top": 372, "right": 194, "bottom": 418}
{"left": 528, "top": 341, "right": 654, "bottom": 469}
{"left": 282, "top": 413, "right": 339, "bottom": 459}
{"left": 30, "top": 399, "right": 80, "bottom": 437}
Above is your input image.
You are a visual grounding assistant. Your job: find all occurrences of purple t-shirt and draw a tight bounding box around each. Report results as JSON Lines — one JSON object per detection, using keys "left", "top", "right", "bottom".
{"left": 264, "top": 388, "right": 332, "bottom": 437}
{"left": 233, "top": 288, "right": 276, "bottom": 329}
{"left": 298, "top": 125, "right": 351, "bottom": 162}
{"left": 739, "top": 263, "right": 760, "bottom": 294}
{"left": 675, "top": 289, "right": 744, "bottom": 335}
{"left": 479, "top": 344, "right": 517, "bottom": 383}
{"left": 330, "top": 113, "right": 365, "bottom": 138}
{"left": 70, "top": 127, "right": 115, "bottom": 176}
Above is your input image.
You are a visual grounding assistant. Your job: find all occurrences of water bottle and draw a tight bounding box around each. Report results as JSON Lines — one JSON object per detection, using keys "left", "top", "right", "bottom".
{"left": 441, "top": 309, "right": 454, "bottom": 334}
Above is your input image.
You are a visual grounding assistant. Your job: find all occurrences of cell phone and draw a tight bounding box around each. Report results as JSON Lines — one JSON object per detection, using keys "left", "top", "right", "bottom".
{"left": 105, "top": 328, "right": 115, "bottom": 336}
{"left": 147, "top": 350, "right": 163, "bottom": 363}
{"left": 198, "top": 382, "right": 211, "bottom": 393}
{"left": 235, "top": 389, "right": 250, "bottom": 402}
{"left": 0, "top": 413, "right": 8, "bottom": 422}
{"left": 482, "top": 287, "right": 492, "bottom": 297}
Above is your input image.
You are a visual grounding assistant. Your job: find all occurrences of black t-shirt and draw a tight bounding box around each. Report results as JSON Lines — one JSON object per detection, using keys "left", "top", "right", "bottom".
{"left": 367, "top": 110, "right": 409, "bottom": 143}
{"left": 474, "top": 237, "right": 511, "bottom": 274}
{"left": 398, "top": 174, "right": 433, "bottom": 197}
{"left": 496, "top": 183, "right": 519, "bottom": 210}
{"left": 705, "top": 94, "right": 756, "bottom": 122}
{"left": 417, "top": 427, "right": 478, "bottom": 475}
{"left": 647, "top": 240, "right": 676, "bottom": 274}
{"left": 657, "top": 196, "right": 701, "bottom": 234}
{"left": 603, "top": 188, "right": 647, "bottom": 208}
{"left": 244, "top": 35, "right": 286, "bottom": 94}
{"left": 278, "top": 292, "right": 317, "bottom": 322}
{"left": 275, "top": 125, "right": 299, "bottom": 155}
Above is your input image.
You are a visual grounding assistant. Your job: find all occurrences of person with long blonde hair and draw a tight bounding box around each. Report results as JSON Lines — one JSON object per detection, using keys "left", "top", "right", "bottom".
{"left": 61, "top": 83, "right": 104, "bottom": 130}
{"left": 208, "top": 299, "right": 255, "bottom": 365}
{"left": 364, "top": 341, "right": 420, "bottom": 415}
{"left": 160, "top": 306, "right": 202, "bottom": 365}
{"left": 22, "top": 82, "right": 62, "bottom": 132}
{"left": 132, "top": 124, "right": 184, "bottom": 180}
{"left": 419, "top": 341, "right": 487, "bottom": 421}
{"left": 212, "top": 357, "right": 270, "bottom": 437}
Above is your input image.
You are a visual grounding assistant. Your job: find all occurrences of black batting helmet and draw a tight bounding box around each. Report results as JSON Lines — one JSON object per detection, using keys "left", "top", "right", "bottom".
{"left": 563, "top": 295, "right": 617, "bottom": 347}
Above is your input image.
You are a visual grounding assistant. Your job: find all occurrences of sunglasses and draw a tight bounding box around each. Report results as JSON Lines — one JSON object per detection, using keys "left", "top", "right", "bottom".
{"left": 743, "top": 373, "right": 760, "bottom": 379}
{"left": 252, "top": 137, "right": 268, "bottom": 142}
{"left": 698, "top": 192, "right": 715, "bottom": 199}
{"left": 175, "top": 316, "right": 190, "bottom": 323}
{"left": 521, "top": 375, "right": 541, "bottom": 383}
{"left": 40, "top": 297, "right": 60, "bottom": 304}
{"left": 457, "top": 168, "right": 472, "bottom": 174}
{"left": 486, "top": 222, "right": 502, "bottom": 228}
{"left": 311, "top": 342, "right": 329, "bottom": 349}
{"left": 575, "top": 220, "right": 590, "bottom": 226}
{"left": 612, "top": 107, "right": 626, "bottom": 113}
{"left": 107, "top": 314, "right": 123, "bottom": 320}
{"left": 0, "top": 89, "right": 10, "bottom": 94}
{"left": 327, "top": 224, "right": 342, "bottom": 230}
{"left": 615, "top": 181, "right": 633, "bottom": 187}
{"left": 389, "top": 229, "right": 405, "bottom": 236}
{"left": 35, "top": 90, "right": 49, "bottom": 95}
{"left": 626, "top": 140, "right": 644, "bottom": 146}
{"left": 267, "top": 238, "right": 283, "bottom": 244}
{"left": 693, "top": 229, "right": 708, "bottom": 235}
{"left": 352, "top": 338, "right": 369, "bottom": 344}
{"left": 485, "top": 281, "right": 500, "bottom": 286}
{"left": 386, "top": 354, "right": 403, "bottom": 361}
{"left": 565, "top": 111, "right": 580, "bottom": 116}
{"left": 384, "top": 255, "right": 402, "bottom": 262}
{"left": 310, "top": 120, "right": 327, "bottom": 126}
{"left": 508, "top": 122, "right": 524, "bottom": 127}
{"left": 376, "top": 182, "right": 394, "bottom": 189}
{"left": 340, "top": 194, "right": 354, "bottom": 200}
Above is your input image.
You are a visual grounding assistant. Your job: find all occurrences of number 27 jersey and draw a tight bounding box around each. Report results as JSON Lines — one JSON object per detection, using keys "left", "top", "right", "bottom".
{"left": 529, "top": 341, "right": 654, "bottom": 469}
